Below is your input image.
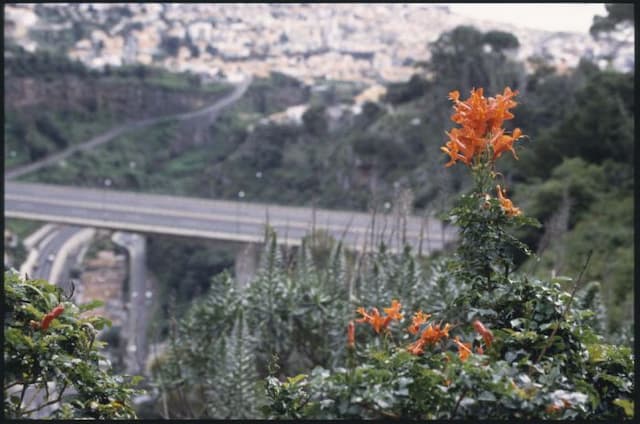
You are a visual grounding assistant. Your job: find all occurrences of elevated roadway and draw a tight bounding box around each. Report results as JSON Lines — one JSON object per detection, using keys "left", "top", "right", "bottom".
{"left": 5, "top": 181, "right": 456, "bottom": 254}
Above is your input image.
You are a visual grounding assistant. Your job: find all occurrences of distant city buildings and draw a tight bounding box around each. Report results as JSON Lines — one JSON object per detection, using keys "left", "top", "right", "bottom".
{"left": 4, "top": 3, "right": 634, "bottom": 86}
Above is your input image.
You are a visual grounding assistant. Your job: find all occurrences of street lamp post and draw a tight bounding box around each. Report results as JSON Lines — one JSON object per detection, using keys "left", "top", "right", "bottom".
{"left": 103, "top": 178, "right": 112, "bottom": 220}
{"left": 236, "top": 191, "right": 245, "bottom": 234}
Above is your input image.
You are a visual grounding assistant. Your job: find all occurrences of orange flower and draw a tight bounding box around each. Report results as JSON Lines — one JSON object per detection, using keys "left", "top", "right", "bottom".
{"left": 40, "top": 304, "right": 65, "bottom": 331}
{"left": 356, "top": 307, "right": 391, "bottom": 334}
{"left": 476, "top": 345, "right": 484, "bottom": 355}
{"left": 453, "top": 336, "right": 472, "bottom": 362}
{"left": 492, "top": 127, "right": 521, "bottom": 161}
{"left": 347, "top": 321, "right": 355, "bottom": 349}
{"left": 407, "top": 339, "right": 426, "bottom": 356}
{"left": 419, "top": 322, "right": 450, "bottom": 346}
{"left": 406, "top": 321, "right": 451, "bottom": 355}
{"left": 442, "top": 87, "right": 524, "bottom": 167}
{"left": 356, "top": 300, "right": 403, "bottom": 334}
{"left": 407, "top": 310, "right": 431, "bottom": 335}
{"left": 496, "top": 185, "right": 522, "bottom": 217}
{"left": 472, "top": 320, "right": 494, "bottom": 348}
{"left": 383, "top": 299, "right": 404, "bottom": 321}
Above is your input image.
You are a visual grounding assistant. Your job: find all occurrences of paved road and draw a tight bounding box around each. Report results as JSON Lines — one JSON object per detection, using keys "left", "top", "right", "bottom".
{"left": 5, "top": 181, "right": 456, "bottom": 254}
{"left": 112, "top": 232, "right": 152, "bottom": 375}
{"left": 30, "top": 226, "right": 84, "bottom": 292}
{"left": 4, "top": 76, "right": 252, "bottom": 180}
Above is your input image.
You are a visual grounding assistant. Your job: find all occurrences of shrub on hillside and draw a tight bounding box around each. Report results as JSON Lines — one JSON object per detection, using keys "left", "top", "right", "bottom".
{"left": 3, "top": 270, "right": 141, "bottom": 419}
{"left": 263, "top": 87, "right": 634, "bottom": 419}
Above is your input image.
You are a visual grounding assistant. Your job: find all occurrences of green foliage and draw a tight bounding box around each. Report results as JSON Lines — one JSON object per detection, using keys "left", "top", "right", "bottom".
{"left": 590, "top": 4, "right": 635, "bottom": 38}
{"left": 521, "top": 70, "right": 633, "bottom": 178}
{"left": 150, "top": 272, "right": 259, "bottom": 419}
{"left": 3, "top": 270, "right": 141, "bottom": 419}
{"left": 145, "top": 236, "right": 236, "bottom": 336}
{"left": 426, "top": 25, "right": 525, "bottom": 95}
{"left": 302, "top": 105, "right": 328, "bottom": 136}
{"left": 262, "top": 97, "right": 633, "bottom": 419}
{"left": 263, "top": 217, "right": 633, "bottom": 420}
{"left": 5, "top": 44, "right": 92, "bottom": 78}
{"left": 483, "top": 30, "right": 520, "bottom": 51}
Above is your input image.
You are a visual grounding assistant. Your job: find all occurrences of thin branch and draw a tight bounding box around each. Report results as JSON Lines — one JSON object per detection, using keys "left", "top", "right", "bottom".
{"left": 19, "top": 383, "right": 28, "bottom": 412}
{"left": 22, "top": 382, "right": 67, "bottom": 416}
{"left": 451, "top": 387, "right": 468, "bottom": 418}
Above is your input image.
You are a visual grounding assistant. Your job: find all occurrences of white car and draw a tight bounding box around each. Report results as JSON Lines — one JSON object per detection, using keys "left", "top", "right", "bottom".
{"left": 46, "top": 254, "right": 55, "bottom": 262}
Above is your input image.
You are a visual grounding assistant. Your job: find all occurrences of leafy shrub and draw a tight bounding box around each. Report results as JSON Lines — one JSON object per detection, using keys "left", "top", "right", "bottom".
{"left": 3, "top": 270, "right": 141, "bottom": 419}
{"left": 263, "top": 87, "right": 634, "bottom": 419}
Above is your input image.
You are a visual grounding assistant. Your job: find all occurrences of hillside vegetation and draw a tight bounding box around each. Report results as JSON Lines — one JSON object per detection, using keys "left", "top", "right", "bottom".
{"left": 9, "top": 24, "right": 633, "bottom": 338}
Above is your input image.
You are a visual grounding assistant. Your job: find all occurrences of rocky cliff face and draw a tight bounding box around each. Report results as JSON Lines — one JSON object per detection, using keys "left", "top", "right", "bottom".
{"left": 4, "top": 75, "right": 227, "bottom": 120}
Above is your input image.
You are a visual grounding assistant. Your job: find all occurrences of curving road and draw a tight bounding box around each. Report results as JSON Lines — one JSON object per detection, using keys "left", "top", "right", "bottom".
{"left": 4, "top": 76, "right": 252, "bottom": 180}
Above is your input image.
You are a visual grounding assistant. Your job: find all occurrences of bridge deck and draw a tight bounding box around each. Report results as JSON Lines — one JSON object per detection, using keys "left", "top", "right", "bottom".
{"left": 5, "top": 181, "right": 457, "bottom": 254}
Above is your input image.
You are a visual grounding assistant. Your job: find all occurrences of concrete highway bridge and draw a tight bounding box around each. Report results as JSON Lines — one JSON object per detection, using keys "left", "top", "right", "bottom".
{"left": 5, "top": 181, "right": 456, "bottom": 255}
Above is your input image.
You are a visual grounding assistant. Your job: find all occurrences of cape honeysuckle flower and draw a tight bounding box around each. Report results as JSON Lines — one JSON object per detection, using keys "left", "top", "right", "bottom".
{"left": 347, "top": 320, "right": 355, "bottom": 349}
{"left": 472, "top": 319, "right": 494, "bottom": 348}
{"left": 407, "top": 310, "right": 432, "bottom": 335}
{"left": 40, "top": 304, "right": 65, "bottom": 331}
{"left": 383, "top": 299, "right": 404, "bottom": 321}
{"left": 452, "top": 336, "right": 472, "bottom": 362}
{"left": 407, "top": 322, "right": 451, "bottom": 356}
{"left": 417, "top": 322, "right": 450, "bottom": 349}
{"left": 356, "top": 300, "right": 403, "bottom": 334}
{"left": 407, "top": 339, "right": 426, "bottom": 356}
{"left": 476, "top": 345, "right": 484, "bottom": 355}
{"left": 442, "top": 87, "right": 524, "bottom": 167}
{"left": 496, "top": 185, "right": 522, "bottom": 217}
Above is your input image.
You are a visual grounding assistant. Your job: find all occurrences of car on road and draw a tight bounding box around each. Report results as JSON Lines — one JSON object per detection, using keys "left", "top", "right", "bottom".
{"left": 46, "top": 254, "right": 55, "bottom": 262}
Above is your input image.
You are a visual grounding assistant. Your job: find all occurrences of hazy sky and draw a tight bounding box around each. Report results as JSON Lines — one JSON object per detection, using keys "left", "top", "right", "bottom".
{"left": 446, "top": 3, "right": 607, "bottom": 34}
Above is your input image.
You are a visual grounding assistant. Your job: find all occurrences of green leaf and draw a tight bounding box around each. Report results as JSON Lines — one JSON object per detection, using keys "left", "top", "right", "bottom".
{"left": 478, "top": 391, "right": 496, "bottom": 402}
{"left": 87, "top": 316, "right": 112, "bottom": 330}
{"left": 286, "top": 373, "right": 308, "bottom": 386}
{"left": 551, "top": 276, "right": 573, "bottom": 284}
{"left": 613, "top": 399, "right": 634, "bottom": 417}
{"left": 79, "top": 299, "right": 105, "bottom": 312}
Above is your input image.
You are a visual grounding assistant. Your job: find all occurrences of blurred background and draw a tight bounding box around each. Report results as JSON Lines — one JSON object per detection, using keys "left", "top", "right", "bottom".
{"left": 4, "top": 2, "right": 634, "bottom": 417}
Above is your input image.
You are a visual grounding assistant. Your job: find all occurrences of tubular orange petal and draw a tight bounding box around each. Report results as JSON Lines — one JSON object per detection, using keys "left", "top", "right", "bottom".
{"left": 453, "top": 336, "right": 472, "bottom": 362}
{"left": 383, "top": 299, "right": 403, "bottom": 321}
{"left": 407, "top": 339, "right": 425, "bottom": 356}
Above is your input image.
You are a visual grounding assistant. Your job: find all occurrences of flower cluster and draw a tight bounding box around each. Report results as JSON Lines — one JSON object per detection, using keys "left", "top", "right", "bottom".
{"left": 407, "top": 321, "right": 451, "bottom": 356}
{"left": 355, "top": 299, "right": 403, "bottom": 334}
{"left": 352, "top": 301, "right": 495, "bottom": 364}
{"left": 441, "top": 87, "right": 523, "bottom": 168}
